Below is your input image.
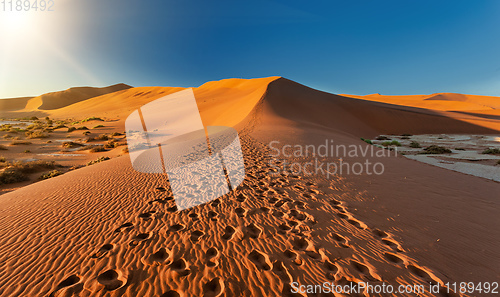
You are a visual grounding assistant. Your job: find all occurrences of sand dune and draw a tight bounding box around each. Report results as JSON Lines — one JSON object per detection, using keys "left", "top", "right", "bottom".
{"left": 0, "top": 77, "right": 499, "bottom": 296}
{"left": 341, "top": 92, "right": 500, "bottom": 111}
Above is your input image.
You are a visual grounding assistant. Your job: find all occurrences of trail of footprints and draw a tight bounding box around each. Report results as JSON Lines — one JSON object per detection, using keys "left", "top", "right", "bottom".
{"left": 49, "top": 137, "right": 461, "bottom": 297}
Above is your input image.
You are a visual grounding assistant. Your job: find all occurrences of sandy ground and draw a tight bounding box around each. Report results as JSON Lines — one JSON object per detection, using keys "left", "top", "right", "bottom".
{"left": 0, "top": 77, "right": 499, "bottom": 296}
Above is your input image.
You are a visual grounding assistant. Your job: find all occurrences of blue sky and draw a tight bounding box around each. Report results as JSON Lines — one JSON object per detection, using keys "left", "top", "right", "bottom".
{"left": 1, "top": 0, "right": 500, "bottom": 98}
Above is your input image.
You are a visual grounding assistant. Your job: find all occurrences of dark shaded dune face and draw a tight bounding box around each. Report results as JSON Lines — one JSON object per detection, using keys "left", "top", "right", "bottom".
{"left": 258, "top": 78, "right": 500, "bottom": 136}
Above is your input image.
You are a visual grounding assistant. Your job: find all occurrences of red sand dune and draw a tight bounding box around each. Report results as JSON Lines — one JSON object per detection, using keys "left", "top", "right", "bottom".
{"left": 0, "top": 77, "right": 499, "bottom": 296}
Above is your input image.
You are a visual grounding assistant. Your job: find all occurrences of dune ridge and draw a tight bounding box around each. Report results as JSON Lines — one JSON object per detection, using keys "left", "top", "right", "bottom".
{"left": 0, "top": 77, "right": 499, "bottom": 296}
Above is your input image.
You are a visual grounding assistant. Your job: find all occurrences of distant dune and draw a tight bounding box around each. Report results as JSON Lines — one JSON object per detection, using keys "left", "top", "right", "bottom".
{"left": 341, "top": 92, "right": 500, "bottom": 111}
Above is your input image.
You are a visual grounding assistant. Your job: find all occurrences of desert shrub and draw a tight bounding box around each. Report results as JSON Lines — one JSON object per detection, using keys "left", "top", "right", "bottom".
{"left": 421, "top": 145, "right": 452, "bottom": 154}
{"left": 409, "top": 141, "right": 421, "bottom": 148}
{"left": 0, "top": 125, "right": 12, "bottom": 131}
{"left": 0, "top": 160, "right": 61, "bottom": 185}
{"left": 30, "top": 116, "right": 39, "bottom": 120}
{"left": 401, "top": 133, "right": 412, "bottom": 137}
{"left": 360, "top": 138, "right": 373, "bottom": 145}
{"left": 122, "top": 147, "right": 129, "bottom": 153}
{"left": 10, "top": 141, "right": 32, "bottom": 145}
{"left": 62, "top": 141, "right": 84, "bottom": 148}
{"left": 77, "top": 126, "right": 89, "bottom": 130}
{"left": 23, "top": 150, "right": 31, "bottom": 153}
{"left": 67, "top": 127, "right": 76, "bottom": 132}
{"left": 455, "top": 147, "right": 465, "bottom": 151}
{"left": 376, "top": 135, "right": 390, "bottom": 140}
{"left": 0, "top": 145, "right": 7, "bottom": 150}
{"left": 53, "top": 124, "right": 67, "bottom": 130}
{"left": 82, "top": 131, "right": 91, "bottom": 135}
{"left": 0, "top": 157, "right": 5, "bottom": 162}
{"left": 0, "top": 168, "right": 28, "bottom": 184}
{"left": 93, "top": 125, "right": 105, "bottom": 129}
{"left": 497, "top": 160, "right": 500, "bottom": 165}
{"left": 81, "top": 117, "right": 103, "bottom": 122}
{"left": 382, "top": 140, "right": 401, "bottom": 147}
{"left": 87, "top": 156, "right": 110, "bottom": 166}
{"left": 111, "top": 132, "right": 123, "bottom": 137}
{"left": 401, "top": 136, "right": 410, "bottom": 140}
{"left": 2, "top": 134, "right": 12, "bottom": 139}
{"left": 25, "top": 131, "right": 49, "bottom": 139}
{"left": 482, "top": 148, "right": 500, "bottom": 155}
{"left": 96, "top": 134, "right": 109, "bottom": 140}
{"left": 89, "top": 145, "right": 106, "bottom": 153}
{"left": 39, "top": 170, "right": 63, "bottom": 180}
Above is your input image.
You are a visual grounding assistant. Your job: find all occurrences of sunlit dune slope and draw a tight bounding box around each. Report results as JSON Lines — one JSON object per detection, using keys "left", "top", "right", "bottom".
{"left": 21, "top": 83, "right": 132, "bottom": 111}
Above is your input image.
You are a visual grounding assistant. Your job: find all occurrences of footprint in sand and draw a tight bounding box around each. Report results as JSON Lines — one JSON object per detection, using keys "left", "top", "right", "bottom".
{"left": 221, "top": 226, "right": 236, "bottom": 240}
{"left": 384, "top": 252, "right": 405, "bottom": 265}
{"left": 278, "top": 223, "right": 292, "bottom": 234}
{"left": 284, "top": 249, "right": 303, "bottom": 266}
{"left": 143, "top": 247, "right": 171, "bottom": 266}
{"left": 203, "top": 277, "right": 224, "bottom": 297}
{"left": 208, "top": 211, "right": 218, "bottom": 221}
{"left": 114, "top": 222, "right": 134, "bottom": 233}
{"left": 272, "top": 260, "right": 293, "bottom": 283}
{"left": 329, "top": 232, "right": 349, "bottom": 248}
{"left": 167, "top": 206, "right": 178, "bottom": 212}
{"left": 49, "top": 274, "right": 83, "bottom": 297}
{"left": 245, "top": 223, "right": 263, "bottom": 239}
{"left": 160, "top": 290, "right": 182, "bottom": 297}
{"left": 350, "top": 260, "right": 381, "bottom": 281}
{"left": 407, "top": 264, "right": 439, "bottom": 283}
{"left": 97, "top": 269, "right": 128, "bottom": 291}
{"left": 206, "top": 247, "right": 220, "bottom": 268}
{"left": 168, "top": 223, "right": 185, "bottom": 232}
{"left": 91, "top": 243, "right": 114, "bottom": 259}
{"left": 190, "top": 230, "right": 204, "bottom": 242}
{"left": 188, "top": 212, "right": 199, "bottom": 221}
{"left": 170, "top": 258, "right": 191, "bottom": 276}
{"left": 372, "top": 228, "right": 388, "bottom": 238}
{"left": 129, "top": 232, "right": 152, "bottom": 246}
{"left": 138, "top": 211, "right": 155, "bottom": 220}
{"left": 381, "top": 238, "right": 404, "bottom": 252}
{"left": 236, "top": 193, "right": 247, "bottom": 202}
{"left": 235, "top": 207, "right": 247, "bottom": 218}
{"left": 291, "top": 237, "right": 312, "bottom": 251}
{"left": 248, "top": 250, "right": 273, "bottom": 271}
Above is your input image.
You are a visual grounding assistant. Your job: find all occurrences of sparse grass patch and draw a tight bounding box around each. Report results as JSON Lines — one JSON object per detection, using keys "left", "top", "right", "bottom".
{"left": 382, "top": 140, "right": 401, "bottom": 147}
{"left": 93, "top": 125, "right": 105, "bottom": 129}
{"left": 421, "top": 145, "right": 452, "bottom": 154}
{"left": 2, "top": 134, "right": 12, "bottom": 139}
{"left": 87, "top": 156, "right": 110, "bottom": 166}
{"left": 10, "top": 141, "right": 32, "bottom": 145}
{"left": 0, "top": 160, "right": 61, "bottom": 185}
{"left": 376, "top": 135, "right": 390, "bottom": 140}
{"left": 68, "top": 127, "right": 76, "bottom": 132}
{"left": 81, "top": 116, "right": 103, "bottom": 122}
{"left": 111, "top": 132, "right": 123, "bottom": 137}
{"left": 482, "top": 148, "right": 500, "bottom": 155}
{"left": 89, "top": 145, "right": 106, "bottom": 153}
{"left": 39, "top": 170, "right": 63, "bottom": 180}
{"left": 53, "top": 124, "right": 67, "bottom": 130}
{"left": 25, "top": 130, "right": 49, "bottom": 139}
{"left": 409, "top": 141, "right": 421, "bottom": 148}
{"left": 62, "top": 141, "right": 84, "bottom": 148}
